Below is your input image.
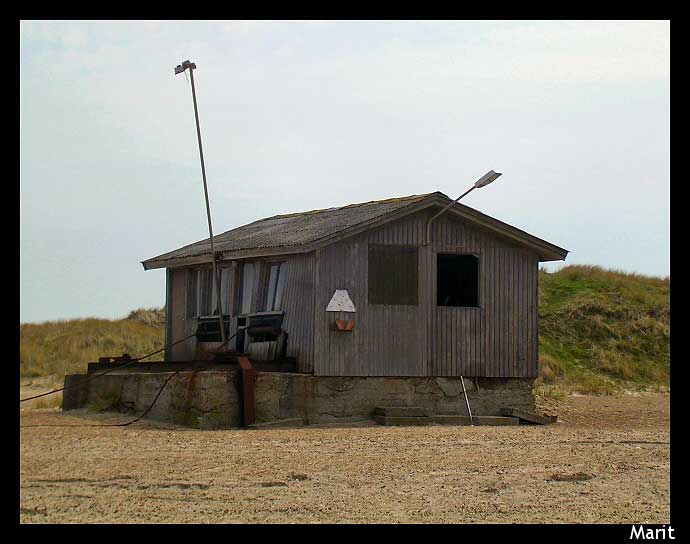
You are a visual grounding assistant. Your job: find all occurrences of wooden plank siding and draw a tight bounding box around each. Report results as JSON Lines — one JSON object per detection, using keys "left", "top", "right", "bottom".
{"left": 278, "top": 253, "right": 316, "bottom": 373}
{"left": 168, "top": 267, "right": 196, "bottom": 361}
{"left": 313, "top": 209, "right": 540, "bottom": 378}
{"left": 164, "top": 268, "right": 172, "bottom": 361}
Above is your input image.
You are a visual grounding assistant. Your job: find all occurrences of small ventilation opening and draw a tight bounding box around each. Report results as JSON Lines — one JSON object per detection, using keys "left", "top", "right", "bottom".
{"left": 437, "top": 254, "right": 479, "bottom": 307}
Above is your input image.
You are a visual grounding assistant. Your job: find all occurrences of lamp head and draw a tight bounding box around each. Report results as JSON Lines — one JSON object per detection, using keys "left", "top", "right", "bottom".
{"left": 174, "top": 60, "right": 196, "bottom": 75}
{"left": 474, "top": 170, "right": 502, "bottom": 188}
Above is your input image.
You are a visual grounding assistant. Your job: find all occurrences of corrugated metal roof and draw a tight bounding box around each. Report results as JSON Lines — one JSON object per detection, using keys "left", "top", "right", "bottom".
{"left": 142, "top": 191, "right": 569, "bottom": 269}
{"left": 143, "top": 193, "right": 434, "bottom": 267}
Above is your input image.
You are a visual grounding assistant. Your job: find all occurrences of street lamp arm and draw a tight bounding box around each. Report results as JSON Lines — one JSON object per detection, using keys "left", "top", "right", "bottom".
{"left": 424, "top": 170, "right": 502, "bottom": 246}
{"left": 424, "top": 185, "right": 476, "bottom": 245}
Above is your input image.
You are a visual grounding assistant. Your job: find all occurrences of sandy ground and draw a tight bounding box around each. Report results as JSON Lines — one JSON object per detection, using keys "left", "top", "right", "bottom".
{"left": 20, "top": 392, "right": 669, "bottom": 524}
{"left": 20, "top": 377, "right": 63, "bottom": 408}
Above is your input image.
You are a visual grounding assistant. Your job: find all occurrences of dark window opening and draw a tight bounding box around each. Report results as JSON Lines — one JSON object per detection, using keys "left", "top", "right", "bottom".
{"left": 368, "top": 244, "right": 418, "bottom": 306}
{"left": 437, "top": 254, "right": 479, "bottom": 307}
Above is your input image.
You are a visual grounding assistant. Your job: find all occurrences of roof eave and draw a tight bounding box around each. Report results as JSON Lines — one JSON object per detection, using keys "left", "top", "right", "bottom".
{"left": 141, "top": 194, "right": 435, "bottom": 270}
{"left": 428, "top": 195, "right": 569, "bottom": 262}
{"left": 141, "top": 242, "right": 318, "bottom": 270}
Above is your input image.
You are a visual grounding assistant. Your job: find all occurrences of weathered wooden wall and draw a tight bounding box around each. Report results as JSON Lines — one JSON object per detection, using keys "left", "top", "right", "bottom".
{"left": 274, "top": 253, "right": 315, "bottom": 373}
{"left": 164, "top": 207, "right": 540, "bottom": 377}
{"left": 312, "top": 209, "right": 539, "bottom": 378}
{"left": 167, "top": 268, "right": 197, "bottom": 361}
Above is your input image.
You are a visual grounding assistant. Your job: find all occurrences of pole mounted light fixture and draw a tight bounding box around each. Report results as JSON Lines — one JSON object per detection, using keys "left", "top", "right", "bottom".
{"left": 174, "top": 60, "right": 196, "bottom": 75}
{"left": 175, "top": 59, "right": 226, "bottom": 345}
{"left": 425, "top": 170, "right": 503, "bottom": 245}
{"left": 473, "top": 169, "right": 502, "bottom": 188}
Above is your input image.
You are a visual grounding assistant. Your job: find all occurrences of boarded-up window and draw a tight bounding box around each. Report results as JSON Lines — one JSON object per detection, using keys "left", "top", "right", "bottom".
{"left": 437, "top": 254, "right": 479, "bottom": 307}
{"left": 368, "top": 244, "right": 418, "bottom": 305}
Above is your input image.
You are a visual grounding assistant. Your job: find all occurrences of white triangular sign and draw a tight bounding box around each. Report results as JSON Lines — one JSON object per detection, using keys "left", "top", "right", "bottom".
{"left": 326, "top": 289, "right": 356, "bottom": 312}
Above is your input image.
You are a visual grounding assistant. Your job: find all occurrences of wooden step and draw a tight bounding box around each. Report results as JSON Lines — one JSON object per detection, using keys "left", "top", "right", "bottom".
{"left": 374, "top": 406, "right": 429, "bottom": 418}
{"left": 374, "top": 415, "right": 430, "bottom": 426}
{"left": 500, "top": 407, "right": 557, "bottom": 425}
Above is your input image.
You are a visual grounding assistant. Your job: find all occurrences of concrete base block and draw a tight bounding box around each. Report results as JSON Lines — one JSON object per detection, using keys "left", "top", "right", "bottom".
{"left": 62, "top": 370, "right": 535, "bottom": 429}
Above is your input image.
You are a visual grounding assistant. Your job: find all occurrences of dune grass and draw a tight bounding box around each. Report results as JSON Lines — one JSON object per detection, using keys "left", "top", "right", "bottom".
{"left": 536, "top": 265, "right": 669, "bottom": 394}
{"left": 20, "top": 308, "right": 165, "bottom": 379}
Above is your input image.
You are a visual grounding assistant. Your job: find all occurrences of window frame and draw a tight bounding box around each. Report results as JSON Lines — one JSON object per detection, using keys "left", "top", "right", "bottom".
{"left": 187, "top": 266, "right": 232, "bottom": 318}
{"left": 263, "top": 261, "right": 287, "bottom": 312}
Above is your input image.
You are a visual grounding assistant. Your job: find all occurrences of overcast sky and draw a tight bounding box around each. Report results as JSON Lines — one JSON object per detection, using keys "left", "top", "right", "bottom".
{"left": 20, "top": 20, "right": 670, "bottom": 323}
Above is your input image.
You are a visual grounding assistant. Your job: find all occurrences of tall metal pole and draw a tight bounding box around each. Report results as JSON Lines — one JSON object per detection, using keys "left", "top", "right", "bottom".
{"left": 179, "top": 61, "right": 226, "bottom": 344}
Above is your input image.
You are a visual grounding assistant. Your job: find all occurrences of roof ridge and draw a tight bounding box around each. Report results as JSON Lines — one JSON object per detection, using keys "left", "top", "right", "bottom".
{"left": 259, "top": 192, "right": 435, "bottom": 222}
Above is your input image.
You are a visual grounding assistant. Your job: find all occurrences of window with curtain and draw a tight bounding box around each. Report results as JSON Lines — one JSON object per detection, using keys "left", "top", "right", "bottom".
{"left": 219, "top": 268, "right": 230, "bottom": 314}
{"left": 186, "top": 269, "right": 198, "bottom": 318}
{"left": 198, "top": 269, "right": 212, "bottom": 316}
{"left": 239, "top": 262, "right": 256, "bottom": 315}
{"left": 187, "top": 267, "right": 232, "bottom": 317}
{"left": 264, "top": 262, "right": 286, "bottom": 311}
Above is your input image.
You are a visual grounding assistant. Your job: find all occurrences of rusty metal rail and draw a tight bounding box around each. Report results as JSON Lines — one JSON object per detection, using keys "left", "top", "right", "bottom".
{"left": 238, "top": 356, "right": 256, "bottom": 427}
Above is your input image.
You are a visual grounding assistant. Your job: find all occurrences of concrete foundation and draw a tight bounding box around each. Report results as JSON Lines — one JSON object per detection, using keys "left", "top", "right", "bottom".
{"left": 62, "top": 371, "right": 536, "bottom": 429}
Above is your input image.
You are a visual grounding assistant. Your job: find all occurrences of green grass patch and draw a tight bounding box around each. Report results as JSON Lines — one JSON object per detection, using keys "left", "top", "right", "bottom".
{"left": 538, "top": 265, "right": 669, "bottom": 394}
{"left": 533, "top": 384, "right": 569, "bottom": 401}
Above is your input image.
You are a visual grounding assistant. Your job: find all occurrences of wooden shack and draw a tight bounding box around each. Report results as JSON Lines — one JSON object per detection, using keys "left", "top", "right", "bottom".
{"left": 142, "top": 191, "right": 568, "bottom": 381}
